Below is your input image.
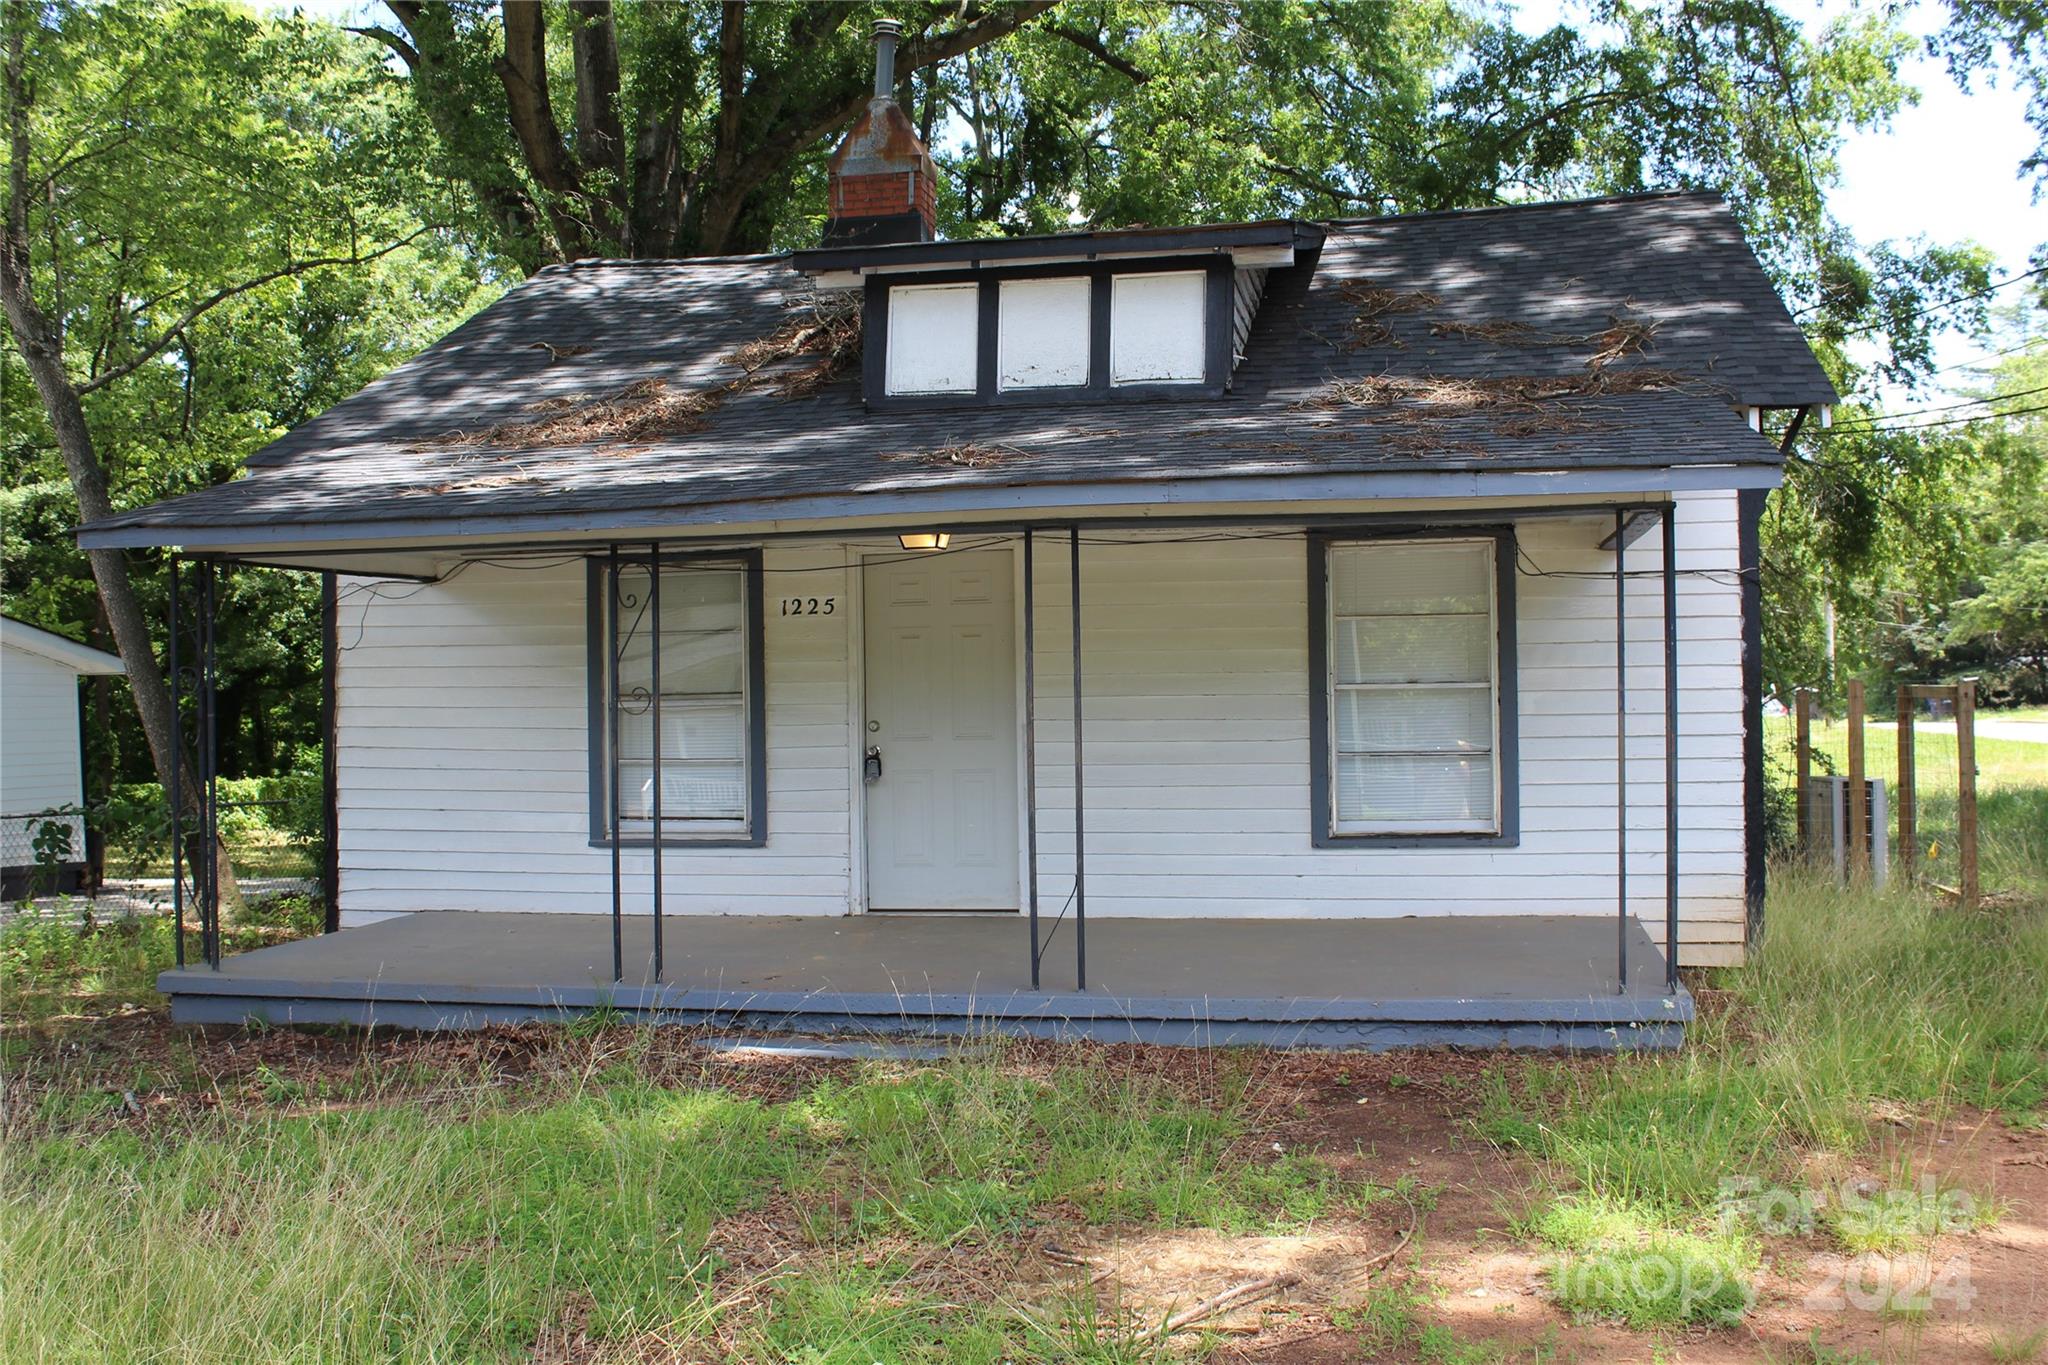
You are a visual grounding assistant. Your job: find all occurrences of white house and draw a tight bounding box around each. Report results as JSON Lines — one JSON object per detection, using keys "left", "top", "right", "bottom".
{"left": 81, "top": 29, "right": 1835, "bottom": 1044}
{"left": 1, "top": 616, "right": 124, "bottom": 896}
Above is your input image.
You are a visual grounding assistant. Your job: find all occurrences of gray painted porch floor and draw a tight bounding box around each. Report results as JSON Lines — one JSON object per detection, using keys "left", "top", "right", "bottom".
{"left": 161, "top": 912, "right": 1691, "bottom": 1048}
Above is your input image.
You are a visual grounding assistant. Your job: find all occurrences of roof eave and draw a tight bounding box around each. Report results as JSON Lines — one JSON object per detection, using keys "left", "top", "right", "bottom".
{"left": 77, "top": 461, "right": 1785, "bottom": 556}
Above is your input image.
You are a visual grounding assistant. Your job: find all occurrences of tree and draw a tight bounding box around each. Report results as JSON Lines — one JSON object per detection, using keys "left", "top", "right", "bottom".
{"left": 0, "top": 1, "right": 476, "bottom": 888}
{"left": 361, "top": 0, "right": 1059, "bottom": 270}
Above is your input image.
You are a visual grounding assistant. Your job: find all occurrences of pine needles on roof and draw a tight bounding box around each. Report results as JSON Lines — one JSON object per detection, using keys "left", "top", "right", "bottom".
{"left": 432, "top": 293, "right": 860, "bottom": 452}
{"left": 1297, "top": 367, "right": 1698, "bottom": 453}
{"left": 881, "top": 442, "right": 1026, "bottom": 470}
{"left": 1428, "top": 314, "right": 1658, "bottom": 370}
{"left": 1339, "top": 283, "right": 1442, "bottom": 349}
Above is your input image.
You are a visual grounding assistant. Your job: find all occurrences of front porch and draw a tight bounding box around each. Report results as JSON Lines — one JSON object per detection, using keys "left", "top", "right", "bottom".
{"left": 159, "top": 911, "right": 1690, "bottom": 1048}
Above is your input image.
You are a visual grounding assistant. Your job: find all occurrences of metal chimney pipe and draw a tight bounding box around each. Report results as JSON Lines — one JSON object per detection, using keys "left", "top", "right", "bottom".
{"left": 871, "top": 19, "right": 902, "bottom": 99}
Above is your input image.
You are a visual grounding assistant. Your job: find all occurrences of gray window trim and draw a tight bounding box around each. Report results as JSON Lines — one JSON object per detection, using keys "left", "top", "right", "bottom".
{"left": 1307, "top": 527, "right": 1519, "bottom": 848}
{"left": 586, "top": 549, "right": 767, "bottom": 849}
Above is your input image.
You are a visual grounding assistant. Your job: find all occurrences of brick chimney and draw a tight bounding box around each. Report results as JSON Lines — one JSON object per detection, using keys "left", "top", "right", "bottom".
{"left": 822, "top": 19, "right": 936, "bottom": 247}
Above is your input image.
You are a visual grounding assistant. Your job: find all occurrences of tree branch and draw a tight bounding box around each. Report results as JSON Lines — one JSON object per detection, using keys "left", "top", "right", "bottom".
{"left": 75, "top": 226, "right": 439, "bottom": 397}
{"left": 346, "top": 24, "right": 419, "bottom": 70}
{"left": 1043, "top": 22, "right": 1148, "bottom": 84}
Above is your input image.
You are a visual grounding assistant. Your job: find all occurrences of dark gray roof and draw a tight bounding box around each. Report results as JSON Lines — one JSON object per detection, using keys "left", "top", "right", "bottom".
{"left": 81, "top": 191, "right": 1831, "bottom": 551}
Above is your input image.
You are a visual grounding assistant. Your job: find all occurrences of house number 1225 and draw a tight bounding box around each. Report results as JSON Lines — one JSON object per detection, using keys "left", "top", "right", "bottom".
{"left": 779, "top": 597, "right": 836, "bottom": 616}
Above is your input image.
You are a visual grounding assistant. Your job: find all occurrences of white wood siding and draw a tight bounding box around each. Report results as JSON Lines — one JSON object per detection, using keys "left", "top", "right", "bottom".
{"left": 336, "top": 492, "right": 1747, "bottom": 964}
{"left": 336, "top": 550, "right": 851, "bottom": 915}
{"left": 1, "top": 645, "right": 88, "bottom": 857}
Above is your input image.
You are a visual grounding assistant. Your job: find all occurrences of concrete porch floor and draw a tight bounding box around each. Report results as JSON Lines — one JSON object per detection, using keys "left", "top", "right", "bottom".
{"left": 159, "top": 911, "right": 1691, "bottom": 1049}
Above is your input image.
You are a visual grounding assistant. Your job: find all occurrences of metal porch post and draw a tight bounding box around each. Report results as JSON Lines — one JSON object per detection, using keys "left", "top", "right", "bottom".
{"left": 1023, "top": 529, "right": 1041, "bottom": 989}
{"left": 1614, "top": 511, "right": 1628, "bottom": 995}
{"left": 608, "top": 545, "right": 623, "bottom": 984}
{"left": 648, "top": 542, "right": 664, "bottom": 982}
{"left": 320, "top": 573, "right": 339, "bottom": 933}
{"left": 201, "top": 558, "right": 222, "bottom": 969}
{"left": 1070, "top": 524, "right": 1086, "bottom": 992}
{"left": 168, "top": 554, "right": 184, "bottom": 969}
{"left": 1661, "top": 504, "right": 1680, "bottom": 995}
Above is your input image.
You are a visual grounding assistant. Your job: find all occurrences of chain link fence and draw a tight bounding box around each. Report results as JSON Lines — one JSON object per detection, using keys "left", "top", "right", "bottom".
{"left": 6, "top": 785, "right": 325, "bottom": 925}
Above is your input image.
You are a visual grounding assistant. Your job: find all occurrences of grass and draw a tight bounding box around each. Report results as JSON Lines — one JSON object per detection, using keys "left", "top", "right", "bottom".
{"left": 1767, "top": 718, "right": 2048, "bottom": 902}
{"left": 0, "top": 893, "right": 321, "bottom": 1026}
{"left": 1525, "top": 1198, "right": 1754, "bottom": 1328}
{"left": 0, "top": 1042, "right": 1360, "bottom": 1362}
{"left": 5, "top": 727, "right": 2041, "bottom": 1358}
{"left": 1480, "top": 868, "right": 2048, "bottom": 1221}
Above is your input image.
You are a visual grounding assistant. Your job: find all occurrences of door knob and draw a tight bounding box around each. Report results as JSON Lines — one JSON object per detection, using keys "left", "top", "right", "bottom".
{"left": 864, "top": 746, "right": 884, "bottom": 784}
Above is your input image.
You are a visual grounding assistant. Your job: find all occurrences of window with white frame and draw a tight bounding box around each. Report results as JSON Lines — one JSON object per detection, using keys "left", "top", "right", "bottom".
{"left": 592, "top": 556, "right": 762, "bottom": 843}
{"left": 1324, "top": 538, "right": 1502, "bottom": 835}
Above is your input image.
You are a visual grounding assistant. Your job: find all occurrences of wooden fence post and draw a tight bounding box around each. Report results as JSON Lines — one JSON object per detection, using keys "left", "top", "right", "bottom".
{"left": 1846, "top": 680, "right": 1867, "bottom": 881}
{"left": 1957, "top": 678, "right": 1979, "bottom": 910}
{"left": 1794, "top": 687, "right": 1813, "bottom": 856}
{"left": 1896, "top": 686, "right": 1916, "bottom": 883}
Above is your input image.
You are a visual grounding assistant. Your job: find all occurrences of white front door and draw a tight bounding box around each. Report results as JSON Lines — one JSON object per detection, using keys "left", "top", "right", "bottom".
{"left": 862, "top": 549, "right": 1019, "bottom": 910}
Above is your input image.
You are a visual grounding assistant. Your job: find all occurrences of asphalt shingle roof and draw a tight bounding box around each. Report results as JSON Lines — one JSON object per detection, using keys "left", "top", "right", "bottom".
{"left": 81, "top": 191, "right": 1833, "bottom": 551}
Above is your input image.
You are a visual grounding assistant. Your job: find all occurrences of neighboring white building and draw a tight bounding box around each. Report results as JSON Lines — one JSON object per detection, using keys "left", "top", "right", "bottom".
{"left": 1, "top": 616, "right": 124, "bottom": 895}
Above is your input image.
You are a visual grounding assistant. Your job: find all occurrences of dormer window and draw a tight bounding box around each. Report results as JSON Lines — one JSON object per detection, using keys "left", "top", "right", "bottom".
{"left": 1110, "top": 270, "right": 1207, "bottom": 385}
{"left": 884, "top": 283, "right": 978, "bottom": 394}
{"left": 997, "top": 277, "right": 1090, "bottom": 390}
{"left": 866, "top": 259, "right": 1228, "bottom": 406}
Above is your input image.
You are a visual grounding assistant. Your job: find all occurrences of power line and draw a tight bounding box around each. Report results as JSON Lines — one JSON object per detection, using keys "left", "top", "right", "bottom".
{"left": 1928, "top": 336, "right": 2047, "bottom": 376}
{"left": 1800, "top": 265, "right": 2047, "bottom": 333}
{"left": 1819, "top": 397, "right": 2048, "bottom": 436}
{"left": 1821, "top": 380, "right": 2048, "bottom": 434}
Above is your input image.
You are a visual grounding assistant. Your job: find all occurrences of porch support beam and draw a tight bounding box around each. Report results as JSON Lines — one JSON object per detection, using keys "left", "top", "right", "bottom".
{"left": 1662, "top": 503, "right": 1681, "bottom": 995}
{"left": 1023, "top": 529, "right": 1041, "bottom": 990}
{"left": 169, "top": 553, "right": 184, "bottom": 969}
{"left": 1071, "top": 524, "right": 1087, "bottom": 992}
{"left": 1614, "top": 510, "right": 1627, "bottom": 995}
{"left": 201, "top": 558, "right": 223, "bottom": 969}
{"left": 608, "top": 544, "right": 623, "bottom": 984}
{"left": 649, "top": 541, "right": 664, "bottom": 982}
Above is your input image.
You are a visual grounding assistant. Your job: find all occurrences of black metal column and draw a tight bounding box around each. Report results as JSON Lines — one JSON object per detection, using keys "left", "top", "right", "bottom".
{"left": 1662, "top": 504, "right": 1681, "bottom": 994}
{"left": 608, "top": 546, "right": 623, "bottom": 983}
{"left": 1070, "top": 525, "right": 1086, "bottom": 992}
{"left": 1614, "top": 510, "right": 1627, "bottom": 995}
{"left": 1022, "top": 529, "right": 1041, "bottom": 990}
{"left": 200, "top": 558, "right": 222, "bottom": 969}
{"left": 168, "top": 554, "right": 184, "bottom": 969}
{"left": 320, "top": 572, "right": 339, "bottom": 933}
{"left": 648, "top": 543, "right": 664, "bottom": 982}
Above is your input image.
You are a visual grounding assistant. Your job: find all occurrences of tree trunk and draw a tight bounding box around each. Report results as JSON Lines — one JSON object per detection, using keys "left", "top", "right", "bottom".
{"left": 3, "top": 17, "right": 242, "bottom": 913}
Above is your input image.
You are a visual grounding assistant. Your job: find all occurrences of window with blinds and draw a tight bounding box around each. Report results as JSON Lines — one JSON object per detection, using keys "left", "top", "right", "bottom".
{"left": 1325, "top": 538, "right": 1501, "bottom": 835}
{"left": 594, "top": 557, "right": 761, "bottom": 842}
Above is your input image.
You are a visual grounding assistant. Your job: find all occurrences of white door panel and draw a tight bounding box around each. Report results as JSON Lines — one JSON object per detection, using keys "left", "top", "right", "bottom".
{"left": 863, "top": 550, "right": 1019, "bottom": 909}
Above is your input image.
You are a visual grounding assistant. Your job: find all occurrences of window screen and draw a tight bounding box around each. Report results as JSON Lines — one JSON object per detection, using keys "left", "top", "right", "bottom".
{"left": 1326, "top": 539, "right": 1500, "bottom": 834}
{"left": 600, "top": 560, "right": 754, "bottom": 838}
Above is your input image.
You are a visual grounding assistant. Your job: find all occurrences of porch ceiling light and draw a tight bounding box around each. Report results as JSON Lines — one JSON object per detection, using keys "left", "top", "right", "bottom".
{"left": 897, "top": 531, "right": 951, "bottom": 551}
